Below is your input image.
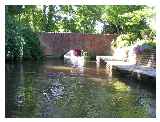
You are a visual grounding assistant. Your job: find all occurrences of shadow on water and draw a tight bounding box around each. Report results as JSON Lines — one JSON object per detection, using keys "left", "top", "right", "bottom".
{"left": 5, "top": 59, "right": 156, "bottom": 118}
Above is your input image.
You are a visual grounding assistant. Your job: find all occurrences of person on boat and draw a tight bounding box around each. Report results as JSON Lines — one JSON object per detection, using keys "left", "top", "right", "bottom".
{"left": 64, "top": 48, "right": 85, "bottom": 67}
{"left": 74, "top": 48, "right": 81, "bottom": 56}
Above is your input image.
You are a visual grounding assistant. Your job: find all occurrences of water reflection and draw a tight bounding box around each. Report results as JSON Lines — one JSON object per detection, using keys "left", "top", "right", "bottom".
{"left": 5, "top": 60, "right": 156, "bottom": 118}
{"left": 64, "top": 51, "right": 85, "bottom": 67}
{"left": 15, "top": 64, "right": 25, "bottom": 107}
{"left": 42, "top": 75, "right": 64, "bottom": 101}
{"left": 105, "top": 64, "right": 112, "bottom": 78}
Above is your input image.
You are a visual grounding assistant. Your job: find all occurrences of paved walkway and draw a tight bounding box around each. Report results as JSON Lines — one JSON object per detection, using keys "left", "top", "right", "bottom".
{"left": 112, "top": 63, "right": 156, "bottom": 77}
{"left": 96, "top": 56, "right": 156, "bottom": 78}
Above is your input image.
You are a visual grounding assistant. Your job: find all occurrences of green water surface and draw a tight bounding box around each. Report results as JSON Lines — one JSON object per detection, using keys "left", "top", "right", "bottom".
{"left": 5, "top": 59, "right": 156, "bottom": 118}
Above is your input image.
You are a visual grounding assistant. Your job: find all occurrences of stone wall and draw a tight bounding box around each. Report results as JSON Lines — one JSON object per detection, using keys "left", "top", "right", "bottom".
{"left": 39, "top": 32, "right": 117, "bottom": 58}
{"left": 136, "top": 49, "right": 156, "bottom": 68}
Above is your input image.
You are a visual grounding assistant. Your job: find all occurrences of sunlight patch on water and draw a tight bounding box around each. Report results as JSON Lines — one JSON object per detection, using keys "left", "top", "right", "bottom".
{"left": 113, "top": 81, "right": 130, "bottom": 92}
{"left": 46, "top": 66, "right": 73, "bottom": 71}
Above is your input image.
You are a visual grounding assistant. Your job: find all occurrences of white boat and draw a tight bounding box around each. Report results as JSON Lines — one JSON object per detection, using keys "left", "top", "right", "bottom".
{"left": 64, "top": 50, "right": 85, "bottom": 67}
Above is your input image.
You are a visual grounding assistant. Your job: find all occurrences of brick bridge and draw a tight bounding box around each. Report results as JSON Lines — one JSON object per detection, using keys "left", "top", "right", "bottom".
{"left": 39, "top": 32, "right": 117, "bottom": 58}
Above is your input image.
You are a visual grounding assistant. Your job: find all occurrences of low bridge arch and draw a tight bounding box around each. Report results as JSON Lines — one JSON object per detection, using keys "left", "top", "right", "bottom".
{"left": 39, "top": 32, "right": 117, "bottom": 58}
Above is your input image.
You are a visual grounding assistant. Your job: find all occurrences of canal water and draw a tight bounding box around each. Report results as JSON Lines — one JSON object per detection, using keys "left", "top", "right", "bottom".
{"left": 5, "top": 59, "right": 156, "bottom": 118}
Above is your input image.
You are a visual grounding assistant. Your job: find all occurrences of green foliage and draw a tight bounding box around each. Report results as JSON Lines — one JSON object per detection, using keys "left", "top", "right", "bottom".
{"left": 144, "top": 40, "right": 156, "bottom": 49}
{"left": 20, "top": 6, "right": 44, "bottom": 32}
{"left": 54, "top": 5, "right": 103, "bottom": 33}
{"left": 5, "top": 6, "right": 43, "bottom": 61}
{"left": 139, "top": 39, "right": 156, "bottom": 50}
{"left": 7, "top": 5, "right": 104, "bottom": 33}
{"left": 22, "top": 27, "right": 43, "bottom": 60}
{"left": 113, "top": 33, "right": 137, "bottom": 48}
{"left": 5, "top": 14, "right": 23, "bottom": 60}
{"left": 102, "top": 6, "right": 148, "bottom": 34}
{"left": 73, "top": 5, "right": 103, "bottom": 33}
{"left": 7, "top": 5, "right": 23, "bottom": 15}
{"left": 6, "top": 5, "right": 155, "bottom": 58}
{"left": 102, "top": 6, "right": 155, "bottom": 47}
{"left": 133, "top": 39, "right": 156, "bottom": 56}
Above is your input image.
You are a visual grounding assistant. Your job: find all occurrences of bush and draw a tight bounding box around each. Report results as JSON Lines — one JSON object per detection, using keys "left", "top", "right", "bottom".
{"left": 113, "top": 33, "right": 137, "bottom": 48}
{"left": 22, "top": 27, "right": 43, "bottom": 60}
{"left": 5, "top": 15, "right": 23, "bottom": 60}
{"left": 143, "top": 40, "right": 156, "bottom": 49}
{"left": 133, "top": 40, "right": 156, "bottom": 55}
{"left": 5, "top": 14, "right": 43, "bottom": 61}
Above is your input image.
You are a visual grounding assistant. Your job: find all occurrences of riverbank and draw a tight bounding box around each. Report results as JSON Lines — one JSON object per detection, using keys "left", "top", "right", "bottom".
{"left": 96, "top": 56, "right": 156, "bottom": 87}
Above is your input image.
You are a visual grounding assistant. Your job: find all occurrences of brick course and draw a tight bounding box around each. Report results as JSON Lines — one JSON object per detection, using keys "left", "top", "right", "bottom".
{"left": 39, "top": 32, "right": 117, "bottom": 58}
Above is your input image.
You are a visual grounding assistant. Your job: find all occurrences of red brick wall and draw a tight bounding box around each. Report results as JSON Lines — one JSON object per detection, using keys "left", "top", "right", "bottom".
{"left": 39, "top": 32, "right": 117, "bottom": 58}
{"left": 136, "top": 49, "right": 156, "bottom": 68}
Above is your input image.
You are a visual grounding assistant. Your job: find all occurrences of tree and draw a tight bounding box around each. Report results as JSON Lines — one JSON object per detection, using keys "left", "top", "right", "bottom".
{"left": 101, "top": 5, "right": 145, "bottom": 34}
{"left": 101, "top": 5, "right": 155, "bottom": 47}
{"left": 6, "top": 5, "right": 155, "bottom": 59}
{"left": 73, "top": 5, "right": 103, "bottom": 33}
{"left": 5, "top": 5, "right": 43, "bottom": 61}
